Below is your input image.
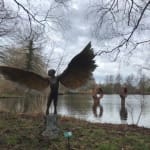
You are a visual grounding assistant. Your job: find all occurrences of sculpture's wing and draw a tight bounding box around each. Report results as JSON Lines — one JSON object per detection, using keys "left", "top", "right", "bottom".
{"left": 0, "top": 66, "right": 49, "bottom": 91}
{"left": 59, "top": 42, "right": 96, "bottom": 89}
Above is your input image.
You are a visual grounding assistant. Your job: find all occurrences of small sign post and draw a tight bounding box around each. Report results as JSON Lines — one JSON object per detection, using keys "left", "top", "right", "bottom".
{"left": 64, "top": 131, "right": 72, "bottom": 150}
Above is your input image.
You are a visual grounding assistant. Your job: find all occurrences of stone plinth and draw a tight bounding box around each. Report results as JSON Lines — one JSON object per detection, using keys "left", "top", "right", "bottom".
{"left": 42, "top": 114, "right": 60, "bottom": 139}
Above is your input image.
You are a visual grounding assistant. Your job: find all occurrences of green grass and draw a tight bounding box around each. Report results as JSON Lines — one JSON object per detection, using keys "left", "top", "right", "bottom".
{"left": 0, "top": 112, "right": 150, "bottom": 150}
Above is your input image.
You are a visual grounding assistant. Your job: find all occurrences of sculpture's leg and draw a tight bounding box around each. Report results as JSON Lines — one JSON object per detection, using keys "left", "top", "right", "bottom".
{"left": 53, "top": 96, "right": 58, "bottom": 114}
{"left": 46, "top": 94, "right": 52, "bottom": 115}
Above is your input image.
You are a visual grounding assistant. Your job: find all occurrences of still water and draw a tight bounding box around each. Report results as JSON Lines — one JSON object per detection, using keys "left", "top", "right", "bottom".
{"left": 0, "top": 94, "right": 150, "bottom": 128}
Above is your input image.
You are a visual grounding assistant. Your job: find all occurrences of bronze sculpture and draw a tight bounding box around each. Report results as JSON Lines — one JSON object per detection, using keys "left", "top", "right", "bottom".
{"left": 92, "top": 84, "right": 103, "bottom": 117}
{"left": 0, "top": 42, "right": 96, "bottom": 115}
{"left": 119, "top": 86, "right": 128, "bottom": 122}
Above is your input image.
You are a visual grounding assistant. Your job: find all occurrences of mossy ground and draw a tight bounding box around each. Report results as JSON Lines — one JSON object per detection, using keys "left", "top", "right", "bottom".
{"left": 0, "top": 112, "right": 150, "bottom": 150}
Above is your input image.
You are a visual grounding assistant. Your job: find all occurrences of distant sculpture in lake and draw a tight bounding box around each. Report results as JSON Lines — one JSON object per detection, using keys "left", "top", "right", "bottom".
{"left": 119, "top": 86, "right": 128, "bottom": 122}
{"left": 119, "top": 86, "right": 127, "bottom": 100}
{"left": 92, "top": 84, "right": 103, "bottom": 117}
{"left": 0, "top": 42, "right": 96, "bottom": 115}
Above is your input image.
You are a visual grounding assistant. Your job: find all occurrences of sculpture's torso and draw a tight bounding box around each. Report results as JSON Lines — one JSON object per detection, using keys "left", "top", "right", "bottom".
{"left": 49, "top": 76, "right": 59, "bottom": 94}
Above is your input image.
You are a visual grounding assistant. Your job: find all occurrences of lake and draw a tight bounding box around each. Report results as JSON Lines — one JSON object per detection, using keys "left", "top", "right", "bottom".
{"left": 0, "top": 94, "right": 150, "bottom": 128}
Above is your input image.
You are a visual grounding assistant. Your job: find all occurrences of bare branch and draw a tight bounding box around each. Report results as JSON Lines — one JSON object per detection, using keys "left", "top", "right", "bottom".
{"left": 13, "top": 0, "right": 45, "bottom": 26}
{"left": 128, "top": 0, "right": 134, "bottom": 25}
{"left": 126, "top": 0, "right": 150, "bottom": 43}
{"left": 94, "top": 0, "right": 150, "bottom": 59}
{"left": 0, "top": 1, "right": 19, "bottom": 37}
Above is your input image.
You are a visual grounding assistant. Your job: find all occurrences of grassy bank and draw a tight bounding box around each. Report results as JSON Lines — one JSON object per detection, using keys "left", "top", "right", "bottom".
{"left": 0, "top": 112, "right": 150, "bottom": 150}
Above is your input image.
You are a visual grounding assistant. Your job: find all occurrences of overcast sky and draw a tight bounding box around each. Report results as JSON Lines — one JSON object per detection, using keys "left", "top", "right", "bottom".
{"left": 42, "top": 0, "right": 149, "bottom": 83}
{"left": 5, "top": 0, "right": 150, "bottom": 83}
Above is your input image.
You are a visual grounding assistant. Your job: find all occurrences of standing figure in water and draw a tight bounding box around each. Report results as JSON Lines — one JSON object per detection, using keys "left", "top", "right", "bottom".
{"left": 119, "top": 86, "right": 127, "bottom": 100}
{"left": 46, "top": 69, "right": 59, "bottom": 115}
{"left": 119, "top": 86, "right": 128, "bottom": 121}
{"left": 92, "top": 84, "right": 103, "bottom": 117}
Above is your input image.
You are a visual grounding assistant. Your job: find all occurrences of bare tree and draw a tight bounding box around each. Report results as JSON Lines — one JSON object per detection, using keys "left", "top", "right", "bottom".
{"left": 114, "top": 73, "right": 122, "bottom": 93}
{"left": 11, "top": 0, "right": 70, "bottom": 33}
{"left": 0, "top": 0, "right": 18, "bottom": 37}
{"left": 125, "top": 74, "right": 135, "bottom": 93}
{"left": 0, "top": 0, "right": 19, "bottom": 61}
{"left": 135, "top": 54, "right": 150, "bottom": 72}
{"left": 2, "top": 25, "right": 48, "bottom": 75}
{"left": 0, "top": 0, "right": 70, "bottom": 68}
{"left": 88, "top": 0, "right": 150, "bottom": 59}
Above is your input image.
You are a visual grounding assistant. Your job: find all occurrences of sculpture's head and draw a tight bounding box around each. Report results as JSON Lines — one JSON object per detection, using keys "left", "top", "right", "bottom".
{"left": 48, "top": 69, "right": 56, "bottom": 77}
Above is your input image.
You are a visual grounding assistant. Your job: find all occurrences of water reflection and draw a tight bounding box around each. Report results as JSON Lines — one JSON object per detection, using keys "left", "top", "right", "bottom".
{"left": 0, "top": 96, "right": 46, "bottom": 113}
{"left": 0, "top": 94, "right": 150, "bottom": 128}
{"left": 92, "top": 103, "right": 103, "bottom": 118}
{"left": 57, "top": 94, "right": 91, "bottom": 116}
{"left": 120, "top": 98, "right": 128, "bottom": 123}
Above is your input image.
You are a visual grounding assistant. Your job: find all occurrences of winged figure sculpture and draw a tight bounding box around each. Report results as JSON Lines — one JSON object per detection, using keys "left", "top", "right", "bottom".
{"left": 0, "top": 42, "right": 96, "bottom": 115}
